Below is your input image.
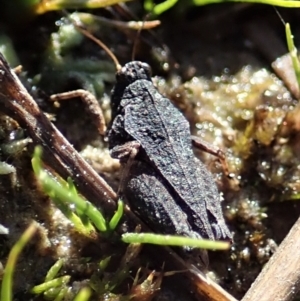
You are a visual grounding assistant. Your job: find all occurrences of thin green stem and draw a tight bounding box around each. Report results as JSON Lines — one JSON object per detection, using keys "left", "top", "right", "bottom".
{"left": 1, "top": 223, "right": 37, "bottom": 301}
{"left": 193, "top": 0, "right": 300, "bottom": 7}
{"left": 285, "top": 23, "right": 300, "bottom": 91}
{"left": 45, "top": 259, "right": 65, "bottom": 282}
{"left": 32, "top": 146, "right": 107, "bottom": 233}
{"left": 108, "top": 200, "right": 124, "bottom": 232}
{"left": 122, "top": 233, "right": 230, "bottom": 250}
{"left": 73, "top": 287, "right": 92, "bottom": 301}
{"left": 31, "top": 276, "right": 71, "bottom": 294}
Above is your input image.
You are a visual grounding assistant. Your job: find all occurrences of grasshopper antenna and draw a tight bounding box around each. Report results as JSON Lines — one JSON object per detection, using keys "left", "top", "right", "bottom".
{"left": 131, "top": 15, "right": 148, "bottom": 61}
{"left": 273, "top": 7, "right": 286, "bottom": 26}
{"left": 66, "top": 12, "right": 122, "bottom": 72}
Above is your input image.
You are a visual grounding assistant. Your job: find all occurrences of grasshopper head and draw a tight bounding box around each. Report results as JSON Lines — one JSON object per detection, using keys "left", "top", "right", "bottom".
{"left": 116, "top": 61, "right": 152, "bottom": 85}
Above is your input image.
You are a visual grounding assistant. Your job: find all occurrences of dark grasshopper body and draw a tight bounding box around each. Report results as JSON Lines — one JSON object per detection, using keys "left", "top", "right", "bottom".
{"left": 124, "top": 160, "right": 201, "bottom": 239}
{"left": 108, "top": 61, "right": 232, "bottom": 247}
{"left": 123, "top": 160, "right": 210, "bottom": 266}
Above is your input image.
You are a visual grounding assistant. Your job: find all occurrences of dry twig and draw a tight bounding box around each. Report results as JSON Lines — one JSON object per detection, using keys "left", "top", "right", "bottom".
{"left": 242, "top": 215, "right": 300, "bottom": 301}
{"left": 0, "top": 53, "right": 116, "bottom": 211}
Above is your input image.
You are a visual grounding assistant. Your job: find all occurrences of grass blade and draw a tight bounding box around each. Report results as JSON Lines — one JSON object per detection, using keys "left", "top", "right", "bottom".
{"left": 285, "top": 23, "right": 300, "bottom": 91}
{"left": 122, "top": 233, "right": 230, "bottom": 250}
{"left": 1, "top": 223, "right": 37, "bottom": 301}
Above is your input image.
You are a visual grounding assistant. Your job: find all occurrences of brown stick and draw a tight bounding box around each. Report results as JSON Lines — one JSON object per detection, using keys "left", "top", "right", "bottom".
{"left": 242, "top": 215, "right": 300, "bottom": 301}
{"left": 155, "top": 246, "right": 238, "bottom": 301}
{"left": 0, "top": 52, "right": 117, "bottom": 212}
{"left": 0, "top": 53, "right": 237, "bottom": 301}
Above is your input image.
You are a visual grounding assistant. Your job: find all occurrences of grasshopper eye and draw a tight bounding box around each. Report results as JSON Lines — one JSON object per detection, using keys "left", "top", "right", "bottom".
{"left": 139, "top": 62, "right": 152, "bottom": 79}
